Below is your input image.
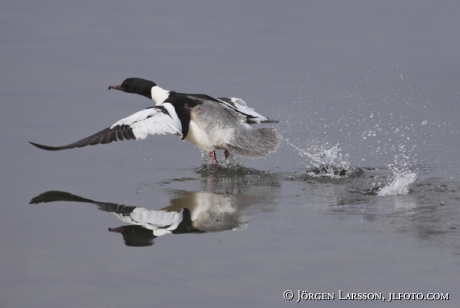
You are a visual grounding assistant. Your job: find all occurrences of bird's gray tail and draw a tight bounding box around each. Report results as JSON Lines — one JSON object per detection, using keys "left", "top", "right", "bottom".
{"left": 226, "top": 127, "right": 280, "bottom": 158}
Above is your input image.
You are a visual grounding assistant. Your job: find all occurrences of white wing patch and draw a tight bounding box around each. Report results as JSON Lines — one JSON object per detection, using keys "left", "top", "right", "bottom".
{"left": 227, "top": 97, "right": 269, "bottom": 123}
{"left": 216, "top": 97, "right": 272, "bottom": 124}
{"left": 115, "top": 207, "right": 183, "bottom": 232}
{"left": 111, "top": 103, "right": 182, "bottom": 139}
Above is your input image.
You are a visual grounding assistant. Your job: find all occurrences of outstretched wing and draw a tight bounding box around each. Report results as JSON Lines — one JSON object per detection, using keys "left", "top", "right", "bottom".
{"left": 216, "top": 97, "right": 279, "bottom": 124}
{"left": 30, "top": 103, "right": 182, "bottom": 151}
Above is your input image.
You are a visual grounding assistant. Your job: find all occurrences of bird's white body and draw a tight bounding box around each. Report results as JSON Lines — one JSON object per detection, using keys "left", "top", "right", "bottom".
{"left": 185, "top": 120, "right": 215, "bottom": 152}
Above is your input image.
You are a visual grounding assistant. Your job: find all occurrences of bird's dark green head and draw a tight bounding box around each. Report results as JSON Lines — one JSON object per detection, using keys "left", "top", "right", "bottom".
{"left": 108, "top": 78, "right": 156, "bottom": 99}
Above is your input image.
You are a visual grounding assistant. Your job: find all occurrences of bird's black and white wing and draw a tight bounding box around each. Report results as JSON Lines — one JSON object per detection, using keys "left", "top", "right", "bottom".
{"left": 29, "top": 103, "right": 182, "bottom": 151}
{"left": 216, "top": 97, "right": 278, "bottom": 124}
{"left": 30, "top": 190, "right": 183, "bottom": 236}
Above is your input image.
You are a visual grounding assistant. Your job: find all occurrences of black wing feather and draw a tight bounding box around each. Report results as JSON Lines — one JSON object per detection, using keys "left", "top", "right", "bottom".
{"left": 121, "top": 126, "right": 131, "bottom": 139}
{"left": 29, "top": 125, "right": 135, "bottom": 151}
{"left": 116, "top": 127, "right": 124, "bottom": 140}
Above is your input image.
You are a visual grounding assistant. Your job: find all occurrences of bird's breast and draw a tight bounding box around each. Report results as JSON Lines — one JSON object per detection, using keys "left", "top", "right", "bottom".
{"left": 184, "top": 120, "right": 215, "bottom": 152}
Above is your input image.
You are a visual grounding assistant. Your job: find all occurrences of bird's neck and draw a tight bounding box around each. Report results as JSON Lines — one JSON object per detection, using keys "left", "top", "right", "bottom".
{"left": 151, "top": 86, "right": 170, "bottom": 105}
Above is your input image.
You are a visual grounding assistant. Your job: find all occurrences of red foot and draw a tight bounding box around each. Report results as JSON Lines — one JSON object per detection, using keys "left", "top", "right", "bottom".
{"left": 208, "top": 151, "right": 217, "bottom": 164}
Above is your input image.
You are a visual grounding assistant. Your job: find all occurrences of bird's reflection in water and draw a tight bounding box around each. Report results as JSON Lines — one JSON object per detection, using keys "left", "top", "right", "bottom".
{"left": 30, "top": 169, "right": 280, "bottom": 247}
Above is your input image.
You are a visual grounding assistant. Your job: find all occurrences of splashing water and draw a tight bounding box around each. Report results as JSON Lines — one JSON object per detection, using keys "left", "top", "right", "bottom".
{"left": 200, "top": 151, "right": 244, "bottom": 170}
{"left": 377, "top": 170, "right": 417, "bottom": 196}
{"left": 375, "top": 143, "right": 418, "bottom": 196}
{"left": 284, "top": 139, "right": 351, "bottom": 177}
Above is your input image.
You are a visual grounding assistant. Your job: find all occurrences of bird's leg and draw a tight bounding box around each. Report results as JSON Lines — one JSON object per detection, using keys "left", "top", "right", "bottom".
{"left": 208, "top": 151, "right": 218, "bottom": 164}
{"left": 224, "top": 149, "right": 230, "bottom": 160}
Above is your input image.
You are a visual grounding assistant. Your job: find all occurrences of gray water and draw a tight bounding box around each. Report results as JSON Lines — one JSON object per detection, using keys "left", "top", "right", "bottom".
{"left": 2, "top": 1, "right": 460, "bottom": 307}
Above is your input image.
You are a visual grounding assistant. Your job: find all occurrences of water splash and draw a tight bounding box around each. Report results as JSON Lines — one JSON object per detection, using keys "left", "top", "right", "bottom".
{"left": 284, "top": 139, "right": 351, "bottom": 177}
{"left": 377, "top": 170, "right": 417, "bottom": 196}
{"left": 376, "top": 143, "right": 418, "bottom": 196}
{"left": 199, "top": 151, "right": 244, "bottom": 170}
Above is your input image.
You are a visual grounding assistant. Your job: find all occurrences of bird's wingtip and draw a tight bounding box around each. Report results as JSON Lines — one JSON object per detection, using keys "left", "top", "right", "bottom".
{"left": 29, "top": 141, "right": 61, "bottom": 151}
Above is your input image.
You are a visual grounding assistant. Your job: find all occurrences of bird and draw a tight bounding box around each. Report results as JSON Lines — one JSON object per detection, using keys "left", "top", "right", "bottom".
{"left": 107, "top": 78, "right": 278, "bottom": 161}
{"left": 30, "top": 78, "right": 280, "bottom": 163}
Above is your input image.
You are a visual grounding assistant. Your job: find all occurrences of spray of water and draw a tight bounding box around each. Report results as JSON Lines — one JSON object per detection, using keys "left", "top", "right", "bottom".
{"left": 284, "top": 139, "right": 351, "bottom": 177}
{"left": 377, "top": 171, "right": 417, "bottom": 196}
{"left": 376, "top": 144, "right": 418, "bottom": 196}
{"left": 199, "top": 150, "right": 244, "bottom": 171}
{"left": 284, "top": 134, "right": 417, "bottom": 195}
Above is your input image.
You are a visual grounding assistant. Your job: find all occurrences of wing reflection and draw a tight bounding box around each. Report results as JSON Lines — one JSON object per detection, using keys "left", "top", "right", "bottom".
{"left": 30, "top": 170, "right": 280, "bottom": 247}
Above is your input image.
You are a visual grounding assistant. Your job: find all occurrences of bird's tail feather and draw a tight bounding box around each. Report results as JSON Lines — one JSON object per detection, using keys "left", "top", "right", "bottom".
{"left": 226, "top": 127, "right": 280, "bottom": 158}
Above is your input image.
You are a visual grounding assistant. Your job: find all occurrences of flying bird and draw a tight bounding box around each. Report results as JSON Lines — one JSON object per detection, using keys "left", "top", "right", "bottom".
{"left": 30, "top": 78, "right": 280, "bottom": 163}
